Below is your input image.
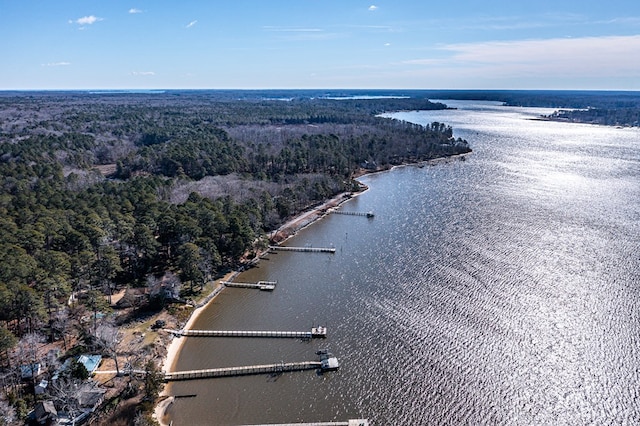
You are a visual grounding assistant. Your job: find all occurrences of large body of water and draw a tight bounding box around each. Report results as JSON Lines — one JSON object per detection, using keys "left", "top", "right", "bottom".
{"left": 166, "top": 101, "right": 640, "bottom": 425}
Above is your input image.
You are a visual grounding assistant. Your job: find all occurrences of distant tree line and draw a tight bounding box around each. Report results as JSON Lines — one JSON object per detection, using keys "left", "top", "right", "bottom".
{"left": 543, "top": 108, "right": 640, "bottom": 127}
{"left": 398, "top": 90, "right": 640, "bottom": 127}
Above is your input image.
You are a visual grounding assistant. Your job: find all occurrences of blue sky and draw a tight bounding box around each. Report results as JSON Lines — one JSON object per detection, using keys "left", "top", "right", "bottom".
{"left": 1, "top": 0, "right": 639, "bottom": 90}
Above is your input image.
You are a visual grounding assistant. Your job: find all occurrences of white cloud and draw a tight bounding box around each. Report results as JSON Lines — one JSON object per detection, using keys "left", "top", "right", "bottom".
{"left": 74, "top": 15, "right": 103, "bottom": 25}
{"left": 42, "top": 62, "right": 71, "bottom": 67}
{"left": 132, "top": 71, "right": 155, "bottom": 76}
{"left": 596, "top": 16, "right": 640, "bottom": 25}
{"left": 368, "top": 5, "right": 378, "bottom": 11}
{"left": 384, "top": 43, "right": 391, "bottom": 47}
{"left": 441, "top": 35, "right": 640, "bottom": 75}
{"left": 398, "top": 35, "right": 640, "bottom": 88}
{"left": 186, "top": 20, "right": 198, "bottom": 29}
{"left": 129, "top": 8, "right": 143, "bottom": 14}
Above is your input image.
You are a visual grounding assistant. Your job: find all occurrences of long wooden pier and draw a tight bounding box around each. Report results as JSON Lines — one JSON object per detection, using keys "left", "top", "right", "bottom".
{"left": 269, "top": 245, "right": 336, "bottom": 253}
{"left": 164, "top": 361, "right": 322, "bottom": 381}
{"left": 247, "top": 420, "right": 369, "bottom": 426}
{"left": 221, "top": 280, "right": 277, "bottom": 291}
{"left": 332, "top": 210, "right": 374, "bottom": 218}
{"left": 166, "top": 326, "right": 327, "bottom": 339}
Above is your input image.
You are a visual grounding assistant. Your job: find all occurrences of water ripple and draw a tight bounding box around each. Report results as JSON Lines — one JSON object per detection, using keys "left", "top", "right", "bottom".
{"left": 169, "top": 102, "right": 640, "bottom": 425}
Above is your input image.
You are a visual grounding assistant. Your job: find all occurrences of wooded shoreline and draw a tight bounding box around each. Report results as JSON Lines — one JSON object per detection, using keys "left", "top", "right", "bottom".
{"left": 153, "top": 148, "right": 474, "bottom": 424}
{"left": 6, "top": 88, "right": 636, "bottom": 424}
{"left": 153, "top": 186, "right": 360, "bottom": 424}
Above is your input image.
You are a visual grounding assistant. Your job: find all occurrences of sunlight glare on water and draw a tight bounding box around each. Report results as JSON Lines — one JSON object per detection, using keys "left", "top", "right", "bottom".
{"left": 167, "top": 101, "right": 640, "bottom": 425}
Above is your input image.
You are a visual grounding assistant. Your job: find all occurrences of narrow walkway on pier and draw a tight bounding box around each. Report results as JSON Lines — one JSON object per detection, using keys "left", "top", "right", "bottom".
{"left": 331, "top": 210, "right": 374, "bottom": 218}
{"left": 164, "top": 361, "right": 322, "bottom": 381}
{"left": 269, "top": 246, "right": 336, "bottom": 253}
{"left": 246, "top": 420, "right": 369, "bottom": 426}
{"left": 166, "top": 326, "right": 327, "bottom": 339}
{"left": 221, "top": 280, "right": 277, "bottom": 291}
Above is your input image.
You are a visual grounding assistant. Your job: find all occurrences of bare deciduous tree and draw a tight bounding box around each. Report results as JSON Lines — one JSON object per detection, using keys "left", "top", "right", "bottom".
{"left": 49, "top": 376, "right": 102, "bottom": 424}
{"left": 51, "top": 308, "right": 70, "bottom": 350}
{"left": 0, "top": 395, "right": 16, "bottom": 426}
{"left": 93, "top": 321, "right": 122, "bottom": 376}
{"left": 16, "top": 332, "right": 45, "bottom": 390}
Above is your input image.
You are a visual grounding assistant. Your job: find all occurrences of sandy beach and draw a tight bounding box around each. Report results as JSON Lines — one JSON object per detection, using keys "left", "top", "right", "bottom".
{"left": 154, "top": 269, "right": 237, "bottom": 425}
{"left": 153, "top": 189, "right": 361, "bottom": 425}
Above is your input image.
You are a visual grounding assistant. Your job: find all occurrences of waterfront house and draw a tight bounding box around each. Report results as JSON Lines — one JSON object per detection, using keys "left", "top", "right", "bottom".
{"left": 20, "top": 362, "right": 42, "bottom": 380}
{"left": 76, "top": 355, "right": 102, "bottom": 375}
{"left": 35, "top": 379, "right": 49, "bottom": 395}
{"left": 33, "top": 400, "right": 57, "bottom": 425}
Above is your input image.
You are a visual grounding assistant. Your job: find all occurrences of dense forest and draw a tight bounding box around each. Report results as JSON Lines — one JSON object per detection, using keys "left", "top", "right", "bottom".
{"left": 2, "top": 88, "right": 638, "bottom": 423}
{"left": 0, "top": 91, "right": 470, "bottom": 396}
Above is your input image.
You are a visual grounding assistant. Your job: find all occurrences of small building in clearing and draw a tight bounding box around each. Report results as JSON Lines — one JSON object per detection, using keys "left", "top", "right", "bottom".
{"left": 20, "top": 362, "right": 42, "bottom": 380}
{"left": 77, "top": 354, "right": 102, "bottom": 375}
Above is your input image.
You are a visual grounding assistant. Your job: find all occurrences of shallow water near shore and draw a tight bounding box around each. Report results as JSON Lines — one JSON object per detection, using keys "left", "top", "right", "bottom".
{"left": 166, "top": 101, "right": 640, "bottom": 425}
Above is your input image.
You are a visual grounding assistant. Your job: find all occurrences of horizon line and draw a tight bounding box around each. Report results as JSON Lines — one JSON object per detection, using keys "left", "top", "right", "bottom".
{"left": 1, "top": 88, "right": 639, "bottom": 93}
